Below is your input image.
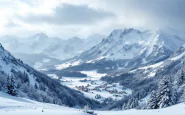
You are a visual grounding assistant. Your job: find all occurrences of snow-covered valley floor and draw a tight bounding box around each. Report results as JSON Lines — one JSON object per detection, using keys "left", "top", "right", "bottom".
{"left": 0, "top": 92, "right": 184, "bottom": 115}
{"left": 49, "top": 70, "right": 132, "bottom": 101}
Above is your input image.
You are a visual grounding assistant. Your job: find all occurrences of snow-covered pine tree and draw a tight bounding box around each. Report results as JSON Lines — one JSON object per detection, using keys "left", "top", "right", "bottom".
{"left": 129, "top": 99, "right": 135, "bottom": 109}
{"left": 124, "top": 98, "right": 138, "bottom": 109}
{"left": 122, "top": 103, "right": 126, "bottom": 110}
{"left": 148, "top": 91, "right": 158, "bottom": 109}
{"left": 133, "top": 98, "right": 139, "bottom": 108}
{"left": 125, "top": 98, "right": 132, "bottom": 109}
{"left": 177, "top": 70, "right": 185, "bottom": 86}
{"left": 7, "top": 76, "right": 17, "bottom": 96}
{"left": 172, "top": 89, "right": 178, "bottom": 104}
{"left": 157, "top": 76, "right": 174, "bottom": 108}
{"left": 95, "top": 94, "right": 101, "bottom": 99}
{"left": 180, "top": 88, "right": 185, "bottom": 102}
{"left": 83, "top": 105, "right": 90, "bottom": 112}
{"left": 34, "top": 83, "right": 38, "bottom": 89}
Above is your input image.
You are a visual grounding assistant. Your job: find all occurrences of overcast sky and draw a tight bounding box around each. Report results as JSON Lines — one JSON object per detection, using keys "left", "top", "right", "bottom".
{"left": 0, "top": 0, "right": 184, "bottom": 38}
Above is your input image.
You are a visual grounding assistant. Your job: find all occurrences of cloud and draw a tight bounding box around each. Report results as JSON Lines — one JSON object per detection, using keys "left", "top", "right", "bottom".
{"left": 18, "top": 4, "right": 115, "bottom": 25}
{"left": 4, "top": 21, "right": 19, "bottom": 28}
{"left": 0, "top": 0, "right": 185, "bottom": 38}
{"left": 96, "top": 0, "right": 185, "bottom": 30}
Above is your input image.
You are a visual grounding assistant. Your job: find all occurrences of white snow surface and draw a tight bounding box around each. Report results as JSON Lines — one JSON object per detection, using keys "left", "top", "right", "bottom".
{"left": 55, "top": 60, "right": 81, "bottom": 70}
{"left": 53, "top": 70, "right": 132, "bottom": 101}
{"left": 139, "top": 61, "right": 164, "bottom": 70}
{"left": 0, "top": 44, "right": 37, "bottom": 87}
{"left": 47, "top": 74, "right": 59, "bottom": 79}
{"left": 170, "top": 51, "right": 185, "bottom": 61}
{"left": 0, "top": 91, "right": 184, "bottom": 115}
{"left": 129, "top": 61, "right": 164, "bottom": 78}
{"left": 80, "top": 70, "right": 106, "bottom": 80}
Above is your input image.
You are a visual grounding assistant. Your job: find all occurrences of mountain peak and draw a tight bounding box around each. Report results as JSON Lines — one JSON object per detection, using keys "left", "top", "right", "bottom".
{"left": 105, "top": 28, "right": 142, "bottom": 43}
{"left": 68, "top": 36, "right": 83, "bottom": 42}
{"left": 110, "top": 28, "right": 141, "bottom": 37}
{"left": 32, "top": 32, "right": 48, "bottom": 39}
{"left": 0, "top": 43, "right": 4, "bottom": 50}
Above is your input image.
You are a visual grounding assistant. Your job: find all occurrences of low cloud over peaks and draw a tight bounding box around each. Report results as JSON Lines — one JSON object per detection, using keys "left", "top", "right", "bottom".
{"left": 18, "top": 4, "right": 115, "bottom": 25}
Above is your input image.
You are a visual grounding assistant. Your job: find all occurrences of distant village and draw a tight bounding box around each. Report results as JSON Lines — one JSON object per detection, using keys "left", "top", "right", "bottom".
{"left": 75, "top": 80, "right": 128, "bottom": 99}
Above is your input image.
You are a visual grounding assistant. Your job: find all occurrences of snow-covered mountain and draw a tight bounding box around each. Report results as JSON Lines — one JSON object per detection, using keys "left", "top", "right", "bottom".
{"left": 100, "top": 43, "right": 185, "bottom": 110}
{"left": 43, "top": 35, "right": 104, "bottom": 60}
{"left": 111, "top": 44, "right": 185, "bottom": 80}
{"left": 0, "top": 43, "right": 99, "bottom": 108}
{"left": 0, "top": 33, "right": 104, "bottom": 68}
{"left": 57, "top": 28, "right": 185, "bottom": 71}
{"left": 78, "top": 28, "right": 185, "bottom": 61}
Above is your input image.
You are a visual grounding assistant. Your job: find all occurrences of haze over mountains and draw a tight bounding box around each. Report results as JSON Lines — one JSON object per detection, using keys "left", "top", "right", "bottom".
{"left": 0, "top": 33, "right": 104, "bottom": 69}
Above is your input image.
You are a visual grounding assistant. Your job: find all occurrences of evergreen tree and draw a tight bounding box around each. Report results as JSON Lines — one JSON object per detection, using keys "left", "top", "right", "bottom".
{"left": 157, "top": 76, "right": 174, "bottom": 108}
{"left": 34, "top": 83, "right": 38, "bottom": 89}
{"left": 177, "top": 70, "right": 185, "bottom": 86}
{"left": 148, "top": 76, "right": 176, "bottom": 109}
{"left": 7, "top": 76, "right": 17, "bottom": 96}
{"left": 148, "top": 91, "right": 158, "bottom": 109}
{"left": 125, "top": 98, "right": 132, "bottom": 109}
{"left": 180, "top": 88, "right": 185, "bottom": 102}
{"left": 133, "top": 98, "right": 139, "bottom": 108}
{"left": 172, "top": 89, "right": 178, "bottom": 104}
{"left": 95, "top": 94, "right": 101, "bottom": 99}
{"left": 124, "top": 98, "right": 139, "bottom": 109}
{"left": 83, "top": 105, "right": 90, "bottom": 112}
{"left": 122, "top": 103, "right": 126, "bottom": 110}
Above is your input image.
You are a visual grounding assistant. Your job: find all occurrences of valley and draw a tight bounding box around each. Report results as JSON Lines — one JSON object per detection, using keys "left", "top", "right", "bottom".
{"left": 48, "top": 70, "right": 132, "bottom": 102}
{"left": 0, "top": 0, "right": 184, "bottom": 114}
{"left": 31, "top": 28, "right": 185, "bottom": 111}
{"left": 1, "top": 28, "right": 185, "bottom": 113}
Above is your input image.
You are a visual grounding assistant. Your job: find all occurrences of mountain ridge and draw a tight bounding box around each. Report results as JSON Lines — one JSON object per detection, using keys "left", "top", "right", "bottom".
{"left": 57, "top": 28, "right": 185, "bottom": 72}
{"left": 0, "top": 33, "right": 104, "bottom": 69}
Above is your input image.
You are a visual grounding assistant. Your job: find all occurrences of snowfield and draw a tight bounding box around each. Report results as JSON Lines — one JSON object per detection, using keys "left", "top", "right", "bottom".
{"left": 0, "top": 92, "right": 84, "bottom": 115}
{"left": 170, "top": 51, "right": 185, "bottom": 61}
{"left": 55, "top": 60, "right": 81, "bottom": 70}
{"left": 56, "top": 70, "right": 132, "bottom": 101}
{"left": 0, "top": 92, "right": 184, "bottom": 115}
{"left": 80, "top": 70, "right": 107, "bottom": 80}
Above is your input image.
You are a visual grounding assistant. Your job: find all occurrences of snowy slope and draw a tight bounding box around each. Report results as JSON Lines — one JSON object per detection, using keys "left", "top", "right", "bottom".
{"left": 0, "top": 43, "right": 99, "bottom": 108}
{"left": 99, "top": 43, "right": 185, "bottom": 110}
{"left": 105, "top": 44, "right": 185, "bottom": 81}
{"left": 0, "top": 91, "right": 184, "bottom": 115}
{"left": 0, "top": 92, "right": 84, "bottom": 115}
{"left": 129, "top": 44, "right": 185, "bottom": 78}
